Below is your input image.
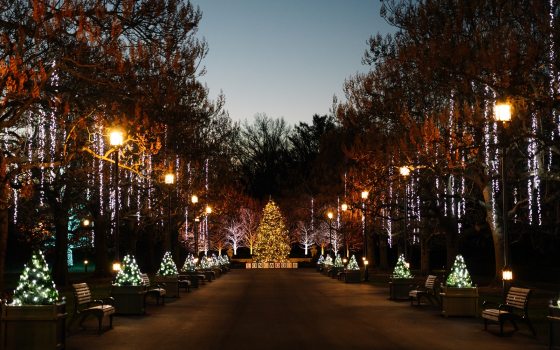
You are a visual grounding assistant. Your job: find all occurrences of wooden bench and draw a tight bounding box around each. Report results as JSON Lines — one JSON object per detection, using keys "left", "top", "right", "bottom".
{"left": 140, "top": 273, "right": 166, "bottom": 305}
{"left": 71, "top": 283, "right": 115, "bottom": 334}
{"left": 409, "top": 275, "right": 438, "bottom": 306}
{"left": 177, "top": 275, "right": 191, "bottom": 292}
{"left": 481, "top": 286, "right": 536, "bottom": 336}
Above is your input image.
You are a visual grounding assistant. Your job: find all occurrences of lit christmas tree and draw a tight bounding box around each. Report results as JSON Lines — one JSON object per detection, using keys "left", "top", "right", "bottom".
{"left": 12, "top": 250, "right": 59, "bottom": 305}
{"left": 346, "top": 255, "right": 360, "bottom": 270}
{"left": 199, "top": 256, "right": 211, "bottom": 269}
{"left": 253, "top": 200, "right": 291, "bottom": 262}
{"left": 334, "top": 254, "right": 344, "bottom": 268}
{"left": 113, "top": 254, "right": 143, "bottom": 286}
{"left": 323, "top": 255, "right": 333, "bottom": 266}
{"left": 392, "top": 254, "right": 412, "bottom": 278}
{"left": 181, "top": 254, "right": 197, "bottom": 272}
{"left": 317, "top": 255, "right": 325, "bottom": 265}
{"left": 157, "top": 251, "right": 178, "bottom": 276}
{"left": 210, "top": 254, "right": 219, "bottom": 268}
{"left": 219, "top": 255, "right": 229, "bottom": 266}
{"left": 446, "top": 255, "right": 473, "bottom": 288}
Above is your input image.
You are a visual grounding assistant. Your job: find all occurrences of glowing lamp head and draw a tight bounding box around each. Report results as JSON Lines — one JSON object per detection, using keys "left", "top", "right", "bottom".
{"left": 364, "top": 259, "right": 369, "bottom": 266}
{"left": 82, "top": 219, "right": 90, "bottom": 227}
{"left": 342, "top": 258, "right": 348, "bottom": 264}
{"left": 194, "top": 258, "right": 199, "bottom": 263}
{"left": 109, "top": 130, "right": 124, "bottom": 146}
{"left": 84, "top": 260, "right": 89, "bottom": 265}
{"left": 405, "top": 262, "right": 410, "bottom": 269}
{"left": 164, "top": 173, "right": 175, "bottom": 185}
{"left": 502, "top": 266, "right": 513, "bottom": 281}
{"left": 361, "top": 191, "right": 369, "bottom": 200}
{"left": 327, "top": 212, "right": 334, "bottom": 220}
{"left": 195, "top": 217, "right": 200, "bottom": 222}
{"left": 494, "top": 102, "right": 512, "bottom": 122}
{"left": 112, "top": 262, "right": 121, "bottom": 272}
{"left": 399, "top": 166, "right": 411, "bottom": 177}
{"left": 205, "top": 206, "right": 212, "bottom": 215}
{"left": 191, "top": 195, "right": 199, "bottom": 204}
{"left": 341, "top": 203, "right": 348, "bottom": 211}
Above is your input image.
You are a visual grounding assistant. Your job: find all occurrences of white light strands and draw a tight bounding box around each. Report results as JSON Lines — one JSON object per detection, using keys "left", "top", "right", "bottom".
{"left": 346, "top": 255, "right": 360, "bottom": 271}
{"left": 12, "top": 250, "right": 59, "bottom": 305}
{"left": 391, "top": 254, "right": 412, "bottom": 279}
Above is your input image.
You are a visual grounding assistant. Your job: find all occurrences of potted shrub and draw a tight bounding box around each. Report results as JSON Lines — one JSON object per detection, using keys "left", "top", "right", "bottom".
{"left": 344, "top": 255, "right": 362, "bottom": 283}
{"left": 154, "top": 251, "right": 179, "bottom": 298}
{"left": 440, "top": 255, "right": 478, "bottom": 317}
{"left": 389, "top": 254, "right": 414, "bottom": 300}
{"left": 180, "top": 254, "right": 202, "bottom": 288}
{"left": 1, "top": 250, "right": 66, "bottom": 350}
{"left": 111, "top": 254, "right": 146, "bottom": 315}
{"left": 331, "top": 254, "right": 344, "bottom": 278}
{"left": 316, "top": 255, "right": 325, "bottom": 272}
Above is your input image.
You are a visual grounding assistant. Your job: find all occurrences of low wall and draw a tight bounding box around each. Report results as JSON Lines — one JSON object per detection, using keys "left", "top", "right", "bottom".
{"left": 245, "top": 262, "right": 298, "bottom": 269}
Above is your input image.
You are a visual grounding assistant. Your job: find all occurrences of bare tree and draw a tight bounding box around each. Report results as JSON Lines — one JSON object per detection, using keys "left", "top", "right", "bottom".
{"left": 225, "top": 221, "right": 244, "bottom": 255}
{"left": 239, "top": 207, "right": 259, "bottom": 255}
{"left": 296, "top": 221, "right": 315, "bottom": 256}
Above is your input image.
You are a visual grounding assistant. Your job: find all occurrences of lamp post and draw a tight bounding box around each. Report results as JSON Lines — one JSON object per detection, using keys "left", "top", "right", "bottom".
{"left": 327, "top": 211, "right": 334, "bottom": 256}
{"left": 399, "top": 166, "right": 411, "bottom": 260}
{"left": 493, "top": 101, "right": 512, "bottom": 295}
{"left": 361, "top": 191, "right": 369, "bottom": 282}
{"left": 205, "top": 205, "right": 212, "bottom": 255}
{"left": 109, "top": 129, "right": 124, "bottom": 264}
{"left": 191, "top": 195, "right": 199, "bottom": 257}
{"left": 341, "top": 202, "right": 349, "bottom": 258}
{"left": 164, "top": 172, "right": 175, "bottom": 252}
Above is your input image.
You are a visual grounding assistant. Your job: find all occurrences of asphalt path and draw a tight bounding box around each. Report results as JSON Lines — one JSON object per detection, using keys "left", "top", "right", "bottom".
{"left": 66, "top": 269, "right": 546, "bottom": 350}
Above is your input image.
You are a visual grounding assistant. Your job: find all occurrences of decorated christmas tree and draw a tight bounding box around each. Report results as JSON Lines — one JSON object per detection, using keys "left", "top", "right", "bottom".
{"left": 210, "top": 254, "right": 219, "bottom": 268}
{"left": 113, "top": 254, "right": 143, "bottom": 286}
{"left": 317, "top": 255, "right": 325, "bottom": 265}
{"left": 346, "top": 255, "right": 360, "bottom": 270}
{"left": 12, "top": 250, "right": 59, "bottom": 305}
{"left": 157, "top": 251, "right": 178, "bottom": 276}
{"left": 181, "top": 254, "right": 197, "bottom": 272}
{"left": 334, "top": 254, "right": 344, "bottom": 268}
{"left": 199, "top": 256, "right": 211, "bottom": 269}
{"left": 392, "top": 254, "right": 412, "bottom": 278}
{"left": 219, "top": 255, "right": 229, "bottom": 266}
{"left": 253, "top": 200, "right": 291, "bottom": 262}
{"left": 323, "top": 255, "right": 333, "bottom": 266}
{"left": 446, "top": 255, "right": 473, "bottom": 288}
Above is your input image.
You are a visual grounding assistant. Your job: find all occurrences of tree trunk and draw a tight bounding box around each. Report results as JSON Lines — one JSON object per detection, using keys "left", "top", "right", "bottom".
{"left": 379, "top": 237, "right": 389, "bottom": 270}
{"left": 482, "top": 182, "right": 504, "bottom": 279}
{"left": 93, "top": 216, "right": 110, "bottom": 277}
{"left": 53, "top": 208, "right": 69, "bottom": 287}
{"left": 420, "top": 236, "right": 430, "bottom": 275}
{"left": 0, "top": 207, "right": 9, "bottom": 293}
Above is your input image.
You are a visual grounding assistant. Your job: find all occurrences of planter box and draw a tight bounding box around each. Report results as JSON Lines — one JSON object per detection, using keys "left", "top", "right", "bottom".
{"left": 440, "top": 286, "right": 479, "bottom": 317}
{"left": 154, "top": 275, "right": 179, "bottom": 298}
{"left": 111, "top": 286, "right": 147, "bottom": 315}
{"left": 344, "top": 270, "right": 361, "bottom": 283}
{"left": 330, "top": 267, "right": 344, "bottom": 278}
{"left": 389, "top": 278, "right": 414, "bottom": 300}
{"left": 1, "top": 302, "right": 66, "bottom": 350}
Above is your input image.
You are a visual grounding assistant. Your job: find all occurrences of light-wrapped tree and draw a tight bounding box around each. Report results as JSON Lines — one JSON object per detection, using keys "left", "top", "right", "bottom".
{"left": 253, "top": 200, "right": 291, "bottom": 262}
{"left": 11, "top": 251, "right": 59, "bottom": 305}
{"left": 346, "top": 255, "right": 360, "bottom": 271}
{"left": 446, "top": 255, "right": 473, "bottom": 288}
{"left": 181, "top": 254, "right": 197, "bottom": 272}
{"left": 334, "top": 254, "right": 344, "bottom": 268}
{"left": 157, "top": 251, "right": 178, "bottom": 276}
{"left": 113, "top": 254, "right": 142, "bottom": 286}
{"left": 392, "top": 254, "right": 412, "bottom": 278}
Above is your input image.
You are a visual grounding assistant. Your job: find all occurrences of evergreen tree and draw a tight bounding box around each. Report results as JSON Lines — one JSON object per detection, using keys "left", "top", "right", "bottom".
{"left": 446, "top": 255, "right": 473, "bottom": 288}
{"left": 346, "top": 255, "right": 360, "bottom": 271}
{"left": 12, "top": 251, "right": 59, "bottom": 305}
{"left": 334, "top": 254, "right": 344, "bottom": 267}
{"left": 324, "top": 255, "right": 333, "bottom": 266}
{"left": 181, "top": 254, "right": 197, "bottom": 272}
{"left": 113, "top": 254, "right": 143, "bottom": 286}
{"left": 392, "top": 254, "right": 412, "bottom": 278}
{"left": 253, "top": 200, "right": 291, "bottom": 262}
{"left": 157, "top": 251, "right": 178, "bottom": 276}
{"left": 317, "top": 255, "right": 325, "bottom": 265}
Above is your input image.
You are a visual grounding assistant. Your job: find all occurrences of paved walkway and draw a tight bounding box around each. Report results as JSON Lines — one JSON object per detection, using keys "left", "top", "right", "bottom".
{"left": 66, "top": 269, "right": 547, "bottom": 350}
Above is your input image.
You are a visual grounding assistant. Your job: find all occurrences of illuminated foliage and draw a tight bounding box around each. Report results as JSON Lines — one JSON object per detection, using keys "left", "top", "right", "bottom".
{"left": 446, "top": 255, "right": 473, "bottom": 288}
{"left": 346, "top": 255, "right": 360, "bottom": 271}
{"left": 12, "top": 251, "right": 59, "bottom": 305}
{"left": 392, "top": 254, "right": 412, "bottom": 279}
{"left": 113, "top": 254, "right": 142, "bottom": 286}
{"left": 253, "top": 200, "right": 291, "bottom": 263}
{"left": 157, "top": 251, "right": 178, "bottom": 276}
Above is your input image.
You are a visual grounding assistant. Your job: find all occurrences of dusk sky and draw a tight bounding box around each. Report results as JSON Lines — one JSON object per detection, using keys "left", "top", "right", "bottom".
{"left": 193, "top": 0, "right": 394, "bottom": 125}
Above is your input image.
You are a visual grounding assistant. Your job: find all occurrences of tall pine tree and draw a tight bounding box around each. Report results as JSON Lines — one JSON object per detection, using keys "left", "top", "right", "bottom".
{"left": 253, "top": 200, "right": 291, "bottom": 262}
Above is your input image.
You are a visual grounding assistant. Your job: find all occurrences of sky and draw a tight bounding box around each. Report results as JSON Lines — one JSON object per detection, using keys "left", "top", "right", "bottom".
{"left": 193, "top": 0, "right": 394, "bottom": 126}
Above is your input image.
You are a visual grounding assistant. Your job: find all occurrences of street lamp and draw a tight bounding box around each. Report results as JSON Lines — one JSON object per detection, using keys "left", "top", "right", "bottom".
{"left": 205, "top": 205, "right": 212, "bottom": 254}
{"left": 399, "top": 166, "right": 410, "bottom": 260}
{"left": 164, "top": 172, "right": 175, "bottom": 252}
{"left": 494, "top": 101, "right": 512, "bottom": 295}
{"left": 361, "top": 191, "right": 369, "bottom": 258}
{"left": 191, "top": 195, "right": 199, "bottom": 256}
{"left": 109, "top": 129, "right": 124, "bottom": 264}
{"left": 327, "top": 211, "right": 334, "bottom": 256}
{"left": 341, "top": 202, "right": 349, "bottom": 258}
